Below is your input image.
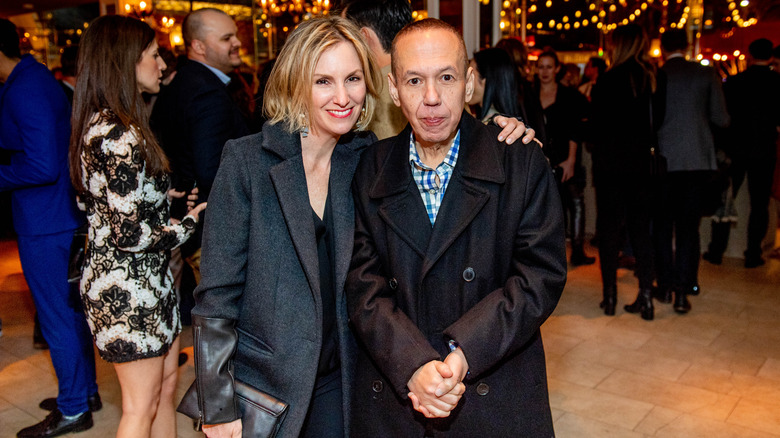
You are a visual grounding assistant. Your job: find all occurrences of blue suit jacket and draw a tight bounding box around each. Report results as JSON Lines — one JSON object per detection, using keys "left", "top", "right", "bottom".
{"left": 0, "top": 55, "right": 82, "bottom": 236}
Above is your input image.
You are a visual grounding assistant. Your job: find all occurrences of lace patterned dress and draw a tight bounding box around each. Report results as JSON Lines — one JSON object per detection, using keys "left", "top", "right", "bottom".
{"left": 79, "top": 111, "right": 196, "bottom": 363}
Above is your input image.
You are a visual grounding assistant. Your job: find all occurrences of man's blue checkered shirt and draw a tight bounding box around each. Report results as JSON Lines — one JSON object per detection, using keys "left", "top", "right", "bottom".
{"left": 408, "top": 131, "right": 460, "bottom": 226}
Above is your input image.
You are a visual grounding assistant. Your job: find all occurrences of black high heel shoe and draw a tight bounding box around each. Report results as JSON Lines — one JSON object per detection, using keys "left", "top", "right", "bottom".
{"left": 600, "top": 285, "right": 617, "bottom": 316}
{"left": 624, "top": 288, "right": 654, "bottom": 320}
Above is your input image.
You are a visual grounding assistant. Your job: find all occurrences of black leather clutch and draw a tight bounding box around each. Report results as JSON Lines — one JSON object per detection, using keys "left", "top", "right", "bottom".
{"left": 178, "top": 379, "right": 289, "bottom": 438}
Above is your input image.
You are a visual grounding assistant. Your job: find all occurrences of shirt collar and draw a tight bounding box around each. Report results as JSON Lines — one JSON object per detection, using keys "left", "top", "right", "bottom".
{"left": 409, "top": 130, "right": 461, "bottom": 170}
{"left": 194, "top": 60, "right": 231, "bottom": 85}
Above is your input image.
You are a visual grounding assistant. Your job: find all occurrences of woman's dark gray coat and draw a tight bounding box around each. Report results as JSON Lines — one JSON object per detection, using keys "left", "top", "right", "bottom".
{"left": 187, "top": 121, "right": 376, "bottom": 438}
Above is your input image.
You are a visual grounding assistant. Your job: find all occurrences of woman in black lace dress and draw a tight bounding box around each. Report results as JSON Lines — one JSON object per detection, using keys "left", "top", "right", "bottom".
{"left": 69, "top": 15, "right": 206, "bottom": 437}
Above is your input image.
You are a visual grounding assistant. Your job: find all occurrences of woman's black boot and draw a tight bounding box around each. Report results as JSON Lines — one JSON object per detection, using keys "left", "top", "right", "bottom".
{"left": 600, "top": 285, "right": 617, "bottom": 316}
{"left": 570, "top": 196, "right": 596, "bottom": 266}
{"left": 624, "top": 288, "right": 654, "bottom": 320}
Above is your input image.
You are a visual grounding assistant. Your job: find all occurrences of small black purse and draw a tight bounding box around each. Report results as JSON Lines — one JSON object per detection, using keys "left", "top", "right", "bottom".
{"left": 178, "top": 379, "right": 289, "bottom": 438}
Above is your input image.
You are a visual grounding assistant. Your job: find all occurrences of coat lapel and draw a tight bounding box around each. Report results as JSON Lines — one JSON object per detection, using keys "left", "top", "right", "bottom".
{"left": 264, "top": 125, "right": 321, "bottom": 301}
{"left": 421, "top": 176, "right": 488, "bottom": 276}
{"left": 370, "top": 127, "right": 432, "bottom": 258}
{"left": 421, "top": 113, "right": 506, "bottom": 277}
{"left": 330, "top": 138, "right": 363, "bottom": 298}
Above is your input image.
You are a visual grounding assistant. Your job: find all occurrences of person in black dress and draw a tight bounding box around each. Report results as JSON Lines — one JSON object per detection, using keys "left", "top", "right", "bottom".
{"left": 590, "top": 24, "right": 666, "bottom": 320}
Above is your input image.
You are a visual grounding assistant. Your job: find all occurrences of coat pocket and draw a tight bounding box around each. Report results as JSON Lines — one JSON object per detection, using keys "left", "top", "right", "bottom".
{"left": 236, "top": 327, "right": 274, "bottom": 355}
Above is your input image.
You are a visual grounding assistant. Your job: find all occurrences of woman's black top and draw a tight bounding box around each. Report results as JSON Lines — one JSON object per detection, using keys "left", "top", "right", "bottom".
{"left": 540, "top": 85, "right": 588, "bottom": 167}
{"left": 590, "top": 59, "right": 666, "bottom": 180}
{"left": 312, "top": 194, "right": 339, "bottom": 377}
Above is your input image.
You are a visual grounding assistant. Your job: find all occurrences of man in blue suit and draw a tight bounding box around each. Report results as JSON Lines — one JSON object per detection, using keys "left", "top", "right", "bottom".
{"left": 0, "top": 19, "right": 99, "bottom": 438}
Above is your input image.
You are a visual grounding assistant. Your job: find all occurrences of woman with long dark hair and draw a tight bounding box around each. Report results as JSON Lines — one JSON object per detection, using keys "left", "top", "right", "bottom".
{"left": 468, "top": 47, "right": 521, "bottom": 122}
{"left": 590, "top": 24, "right": 665, "bottom": 320}
{"left": 70, "top": 15, "right": 205, "bottom": 437}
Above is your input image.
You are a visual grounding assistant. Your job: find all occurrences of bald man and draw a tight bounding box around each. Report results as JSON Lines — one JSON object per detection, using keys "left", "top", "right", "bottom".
{"left": 151, "top": 8, "right": 249, "bottom": 307}
{"left": 152, "top": 8, "right": 248, "bottom": 210}
{"left": 346, "top": 18, "right": 565, "bottom": 437}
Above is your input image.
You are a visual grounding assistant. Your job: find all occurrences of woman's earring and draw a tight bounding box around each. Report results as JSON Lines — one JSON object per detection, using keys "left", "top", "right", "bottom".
{"left": 356, "top": 106, "right": 367, "bottom": 129}
{"left": 299, "top": 113, "right": 309, "bottom": 138}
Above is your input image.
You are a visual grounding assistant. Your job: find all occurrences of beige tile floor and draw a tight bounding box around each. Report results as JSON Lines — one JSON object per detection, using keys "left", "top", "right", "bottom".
{"left": 1, "top": 237, "right": 779, "bottom": 437}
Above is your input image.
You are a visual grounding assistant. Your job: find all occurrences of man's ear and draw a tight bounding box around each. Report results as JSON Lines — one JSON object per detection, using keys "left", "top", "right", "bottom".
{"left": 388, "top": 72, "right": 401, "bottom": 107}
{"left": 360, "top": 27, "right": 373, "bottom": 44}
{"left": 360, "top": 27, "right": 384, "bottom": 59}
{"left": 464, "top": 65, "right": 475, "bottom": 103}
{"left": 190, "top": 39, "right": 206, "bottom": 57}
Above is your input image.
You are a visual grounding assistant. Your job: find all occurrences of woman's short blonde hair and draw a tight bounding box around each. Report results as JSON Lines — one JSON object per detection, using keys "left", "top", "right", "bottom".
{"left": 263, "top": 16, "right": 381, "bottom": 133}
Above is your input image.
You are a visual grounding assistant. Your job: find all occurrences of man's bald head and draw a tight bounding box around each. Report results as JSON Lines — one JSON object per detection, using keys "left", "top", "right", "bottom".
{"left": 391, "top": 18, "right": 467, "bottom": 80}
{"left": 183, "top": 8, "right": 229, "bottom": 48}
{"left": 182, "top": 8, "right": 242, "bottom": 73}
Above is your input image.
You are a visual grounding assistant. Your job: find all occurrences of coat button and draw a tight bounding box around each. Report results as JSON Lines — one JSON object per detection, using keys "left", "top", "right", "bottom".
{"left": 372, "top": 380, "right": 384, "bottom": 393}
{"left": 388, "top": 278, "right": 398, "bottom": 290}
{"left": 476, "top": 382, "right": 490, "bottom": 396}
{"left": 463, "top": 267, "right": 475, "bottom": 282}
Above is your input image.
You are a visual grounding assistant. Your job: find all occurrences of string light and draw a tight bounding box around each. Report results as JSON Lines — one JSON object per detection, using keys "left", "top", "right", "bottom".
{"left": 505, "top": 0, "right": 712, "bottom": 37}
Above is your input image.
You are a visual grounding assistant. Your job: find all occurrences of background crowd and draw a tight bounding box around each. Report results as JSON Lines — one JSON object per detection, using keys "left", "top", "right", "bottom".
{"left": 1, "top": 0, "right": 779, "bottom": 437}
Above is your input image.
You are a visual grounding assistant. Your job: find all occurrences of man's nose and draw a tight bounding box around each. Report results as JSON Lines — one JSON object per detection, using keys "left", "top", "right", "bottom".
{"left": 423, "top": 83, "right": 441, "bottom": 106}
